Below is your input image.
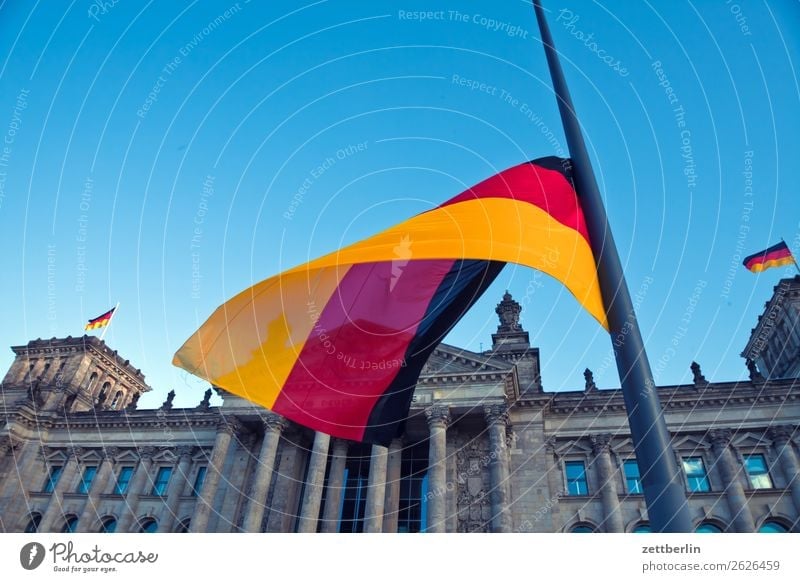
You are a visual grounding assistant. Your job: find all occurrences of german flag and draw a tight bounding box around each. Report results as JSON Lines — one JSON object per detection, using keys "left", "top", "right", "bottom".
{"left": 743, "top": 241, "right": 795, "bottom": 273}
{"left": 85, "top": 307, "right": 116, "bottom": 330}
{"left": 172, "top": 157, "right": 605, "bottom": 444}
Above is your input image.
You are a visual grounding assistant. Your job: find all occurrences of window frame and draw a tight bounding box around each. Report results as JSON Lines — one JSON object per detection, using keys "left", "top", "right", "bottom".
{"left": 113, "top": 466, "right": 135, "bottom": 495}
{"left": 682, "top": 456, "right": 711, "bottom": 493}
{"left": 76, "top": 465, "right": 98, "bottom": 494}
{"left": 623, "top": 459, "right": 643, "bottom": 494}
{"left": 151, "top": 466, "right": 173, "bottom": 496}
{"left": 43, "top": 465, "right": 64, "bottom": 493}
{"left": 743, "top": 454, "right": 774, "bottom": 490}
{"left": 191, "top": 466, "right": 207, "bottom": 497}
{"left": 564, "top": 460, "right": 589, "bottom": 496}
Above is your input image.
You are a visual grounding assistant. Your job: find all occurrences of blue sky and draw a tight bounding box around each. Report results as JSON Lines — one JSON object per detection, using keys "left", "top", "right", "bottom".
{"left": 1, "top": 0, "right": 798, "bottom": 408}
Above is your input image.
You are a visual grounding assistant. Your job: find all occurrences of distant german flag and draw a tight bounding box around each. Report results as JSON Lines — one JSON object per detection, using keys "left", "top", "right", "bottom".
{"left": 85, "top": 307, "right": 116, "bottom": 330}
{"left": 173, "top": 157, "right": 606, "bottom": 445}
{"left": 743, "top": 241, "right": 796, "bottom": 273}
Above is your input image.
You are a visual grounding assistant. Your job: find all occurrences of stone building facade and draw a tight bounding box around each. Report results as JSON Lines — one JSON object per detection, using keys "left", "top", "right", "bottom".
{"left": 1, "top": 284, "right": 798, "bottom": 534}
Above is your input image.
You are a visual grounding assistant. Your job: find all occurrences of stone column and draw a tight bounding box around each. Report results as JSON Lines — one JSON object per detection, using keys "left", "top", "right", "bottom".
{"left": 382, "top": 438, "right": 403, "bottom": 533}
{"left": 160, "top": 446, "right": 194, "bottom": 532}
{"left": 39, "top": 448, "right": 83, "bottom": 532}
{"left": 363, "top": 444, "right": 389, "bottom": 533}
{"left": 425, "top": 405, "right": 450, "bottom": 533}
{"left": 769, "top": 425, "right": 800, "bottom": 513}
{"left": 709, "top": 429, "right": 755, "bottom": 532}
{"left": 76, "top": 447, "right": 118, "bottom": 532}
{"left": 242, "top": 414, "right": 288, "bottom": 532}
{"left": 484, "top": 405, "right": 512, "bottom": 533}
{"left": 297, "top": 432, "right": 331, "bottom": 533}
{"left": 116, "top": 446, "right": 155, "bottom": 533}
{"left": 190, "top": 418, "right": 240, "bottom": 532}
{"left": 590, "top": 434, "right": 624, "bottom": 533}
{"left": 319, "top": 438, "right": 349, "bottom": 533}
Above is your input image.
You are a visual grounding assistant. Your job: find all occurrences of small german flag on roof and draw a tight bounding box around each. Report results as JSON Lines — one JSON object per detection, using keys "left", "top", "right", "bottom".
{"left": 85, "top": 307, "right": 116, "bottom": 330}
{"left": 742, "top": 241, "right": 796, "bottom": 273}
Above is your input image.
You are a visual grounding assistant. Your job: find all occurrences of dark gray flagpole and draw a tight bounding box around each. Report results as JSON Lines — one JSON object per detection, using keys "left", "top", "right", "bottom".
{"left": 532, "top": 0, "right": 692, "bottom": 532}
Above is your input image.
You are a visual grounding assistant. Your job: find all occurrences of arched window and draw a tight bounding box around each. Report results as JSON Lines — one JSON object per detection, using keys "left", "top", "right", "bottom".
{"left": 61, "top": 515, "right": 79, "bottom": 533}
{"left": 110, "top": 390, "right": 124, "bottom": 410}
{"left": 695, "top": 522, "right": 723, "bottom": 533}
{"left": 571, "top": 524, "right": 594, "bottom": 533}
{"left": 633, "top": 523, "right": 652, "bottom": 533}
{"left": 24, "top": 513, "right": 42, "bottom": 533}
{"left": 759, "top": 521, "right": 789, "bottom": 533}
{"left": 138, "top": 518, "right": 158, "bottom": 533}
{"left": 87, "top": 373, "right": 99, "bottom": 392}
{"left": 99, "top": 517, "right": 117, "bottom": 533}
{"left": 175, "top": 518, "right": 191, "bottom": 533}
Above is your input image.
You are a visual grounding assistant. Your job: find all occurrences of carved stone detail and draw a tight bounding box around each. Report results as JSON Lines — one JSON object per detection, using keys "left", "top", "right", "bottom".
{"left": 425, "top": 405, "right": 450, "bottom": 428}
{"left": 454, "top": 435, "right": 491, "bottom": 533}
{"left": 262, "top": 412, "right": 289, "bottom": 434}
{"left": 590, "top": 433, "right": 612, "bottom": 455}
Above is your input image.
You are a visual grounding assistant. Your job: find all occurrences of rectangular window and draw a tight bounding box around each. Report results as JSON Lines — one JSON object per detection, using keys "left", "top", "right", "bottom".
{"left": 151, "top": 467, "right": 172, "bottom": 496}
{"left": 114, "top": 466, "right": 134, "bottom": 495}
{"left": 43, "top": 465, "right": 64, "bottom": 493}
{"left": 744, "top": 454, "right": 773, "bottom": 489}
{"left": 398, "top": 443, "right": 428, "bottom": 533}
{"left": 191, "top": 466, "right": 207, "bottom": 496}
{"left": 682, "top": 457, "right": 710, "bottom": 492}
{"left": 339, "top": 444, "right": 371, "bottom": 533}
{"left": 565, "top": 460, "right": 589, "bottom": 496}
{"left": 76, "top": 466, "right": 98, "bottom": 494}
{"left": 624, "top": 460, "right": 643, "bottom": 494}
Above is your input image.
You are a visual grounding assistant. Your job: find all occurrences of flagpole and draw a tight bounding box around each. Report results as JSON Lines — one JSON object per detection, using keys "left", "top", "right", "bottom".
{"left": 532, "top": 0, "right": 692, "bottom": 531}
{"left": 780, "top": 238, "right": 800, "bottom": 275}
{"left": 99, "top": 302, "right": 120, "bottom": 342}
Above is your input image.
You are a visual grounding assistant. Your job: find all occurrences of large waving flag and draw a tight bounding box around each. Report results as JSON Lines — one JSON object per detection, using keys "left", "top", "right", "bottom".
{"left": 173, "top": 157, "right": 605, "bottom": 445}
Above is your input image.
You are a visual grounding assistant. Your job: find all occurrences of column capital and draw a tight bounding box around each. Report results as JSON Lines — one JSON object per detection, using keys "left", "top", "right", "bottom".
{"left": 216, "top": 416, "right": 244, "bottom": 437}
{"left": 176, "top": 445, "right": 195, "bottom": 459}
{"left": 137, "top": 446, "right": 157, "bottom": 460}
{"left": 768, "top": 425, "right": 797, "bottom": 446}
{"left": 425, "top": 405, "right": 450, "bottom": 429}
{"left": 262, "top": 412, "right": 289, "bottom": 434}
{"left": 708, "top": 428, "right": 733, "bottom": 448}
{"left": 590, "top": 433, "right": 613, "bottom": 455}
{"left": 101, "top": 446, "right": 120, "bottom": 462}
{"left": 483, "top": 404, "right": 509, "bottom": 427}
{"left": 68, "top": 446, "right": 85, "bottom": 461}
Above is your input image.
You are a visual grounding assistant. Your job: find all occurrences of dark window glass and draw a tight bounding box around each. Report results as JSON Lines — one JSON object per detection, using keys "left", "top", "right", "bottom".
{"left": 744, "top": 455, "right": 773, "bottom": 489}
{"left": 24, "top": 514, "right": 42, "bottom": 533}
{"left": 398, "top": 443, "right": 428, "bottom": 533}
{"left": 191, "top": 466, "right": 207, "bottom": 496}
{"left": 151, "top": 467, "right": 172, "bottom": 496}
{"left": 176, "top": 519, "right": 190, "bottom": 533}
{"left": 624, "top": 460, "right": 643, "bottom": 494}
{"left": 339, "top": 444, "right": 371, "bottom": 533}
{"left": 682, "top": 457, "right": 710, "bottom": 492}
{"left": 565, "top": 461, "right": 589, "bottom": 496}
{"left": 695, "top": 522, "right": 723, "bottom": 533}
{"left": 61, "top": 516, "right": 79, "bottom": 533}
{"left": 100, "top": 518, "right": 117, "bottom": 533}
{"left": 43, "top": 465, "right": 64, "bottom": 493}
{"left": 758, "top": 521, "right": 788, "bottom": 533}
{"left": 76, "top": 466, "right": 97, "bottom": 494}
{"left": 571, "top": 525, "right": 593, "bottom": 533}
{"left": 139, "top": 519, "right": 158, "bottom": 533}
{"left": 114, "top": 466, "right": 134, "bottom": 495}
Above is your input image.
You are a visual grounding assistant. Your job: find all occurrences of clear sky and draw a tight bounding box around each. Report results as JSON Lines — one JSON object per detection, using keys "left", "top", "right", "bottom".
{"left": 1, "top": 0, "right": 798, "bottom": 409}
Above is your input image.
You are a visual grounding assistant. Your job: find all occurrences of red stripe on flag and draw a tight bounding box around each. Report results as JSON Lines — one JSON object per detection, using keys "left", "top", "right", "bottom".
{"left": 273, "top": 259, "right": 455, "bottom": 441}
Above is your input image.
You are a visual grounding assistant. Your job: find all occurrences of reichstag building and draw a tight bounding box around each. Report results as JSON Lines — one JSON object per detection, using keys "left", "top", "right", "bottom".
{"left": 1, "top": 277, "right": 798, "bottom": 533}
